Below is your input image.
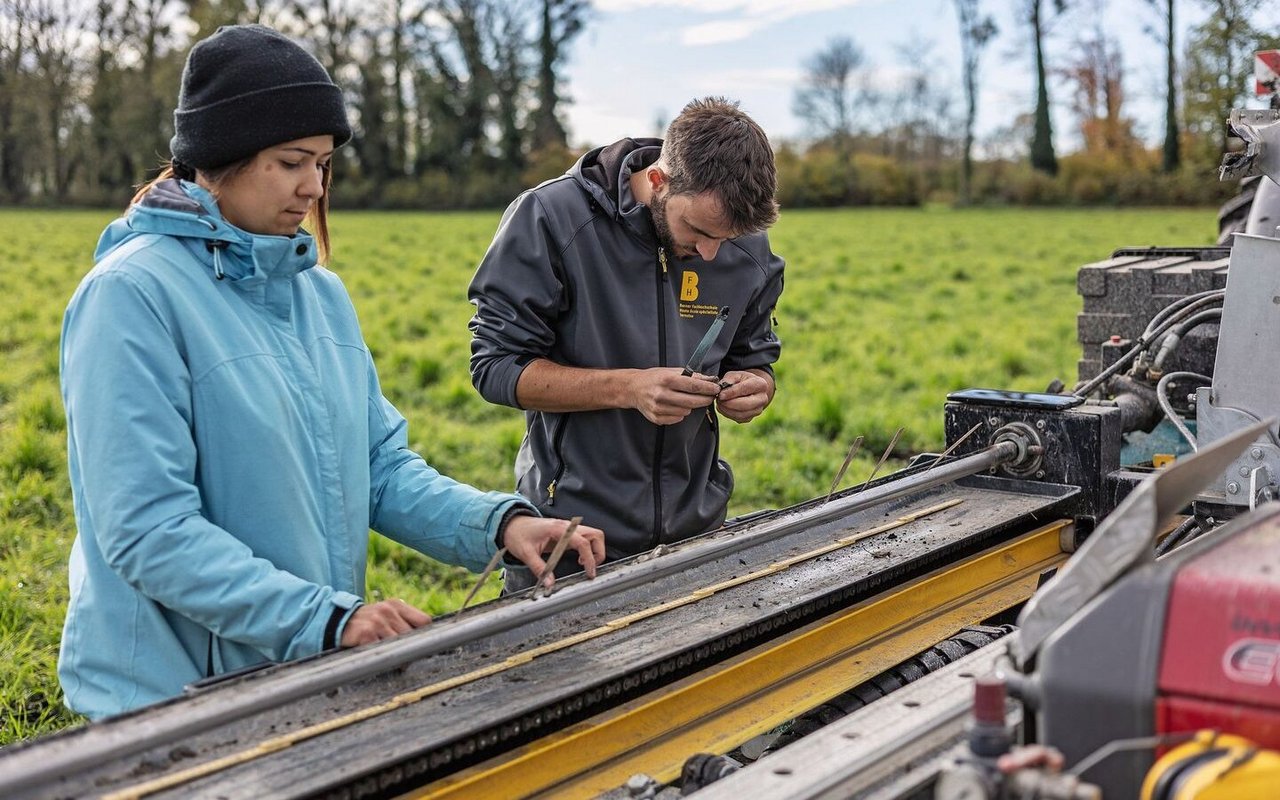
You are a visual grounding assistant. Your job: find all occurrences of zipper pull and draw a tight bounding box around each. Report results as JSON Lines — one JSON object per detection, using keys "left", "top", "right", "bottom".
{"left": 546, "top": 480, "right": 557, "bottom": 505}
{"left": 658, "top": 247, "right": 668, "bottom": 279}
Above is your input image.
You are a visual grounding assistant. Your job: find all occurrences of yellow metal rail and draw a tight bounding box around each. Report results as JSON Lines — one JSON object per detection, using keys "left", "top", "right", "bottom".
{"left": 416, "top": 519, "right": 1071, "bottom": 800}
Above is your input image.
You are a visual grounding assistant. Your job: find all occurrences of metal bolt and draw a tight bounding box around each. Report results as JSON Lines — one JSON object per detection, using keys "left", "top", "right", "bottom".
{"left": 1240, "top": 466, "right": 1251, "bottom": 477}
{"left": 1253, "top": 448, "right": 1265, "bottom": 460}
{"left": 626, "top": 775, "right": 653, "bottom": 797}
{"left": 1035, "top": 419, "right": 1046, "bottom": 430}
{"left": 1034, "top": 470, "right": 1046, "bottom": 479}
{"left": 988, "top": 417, "right": 1001, "bottom": 427}
{"left": 1227, "top": 482, "right": 1240, "bottom": 495}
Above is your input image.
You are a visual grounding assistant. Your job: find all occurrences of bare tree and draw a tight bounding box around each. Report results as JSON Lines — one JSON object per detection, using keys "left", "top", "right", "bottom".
{"left": 953, "top": 0, "right": 996, "bottom": 204}
{"left": 793, "top": 35, "right": 867, "bottom": 201}
{"left": 386, "top": 0, "right": 430, "bottom": 177}
{"left": 131, "top": 0, "right": 182, "bottom": 172}
{"left": 0, "top": 0, "right": 36, "bottom": 200}
{"left": 29, "top": 0, "right": 86, "bottom": 200}
{"left": 490, "top": 0, "right": 529, "bottom": 173}
{"left": 1062, "top": 28, "right": 1135, "bottom": 154}
{"left": 0, "top": 0, "right": 598, "bottom": 205}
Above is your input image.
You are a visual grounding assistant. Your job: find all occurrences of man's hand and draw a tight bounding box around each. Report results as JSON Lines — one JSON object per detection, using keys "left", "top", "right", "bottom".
{"left": 716, "top": 369, "right": 774, "bottom": 423}
{"left": 341, "top": 599, "right": 431, "bottom": 647}
{"left": 502, "top": 515, "right": 607, "bottom": 587}
{"left": 628, "top": 367, "right": 719, "bottom": 425}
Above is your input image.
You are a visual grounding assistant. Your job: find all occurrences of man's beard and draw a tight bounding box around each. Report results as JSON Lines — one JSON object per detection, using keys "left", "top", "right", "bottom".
{"left": 648, "top": 190, "right": 679, "bottom": 255}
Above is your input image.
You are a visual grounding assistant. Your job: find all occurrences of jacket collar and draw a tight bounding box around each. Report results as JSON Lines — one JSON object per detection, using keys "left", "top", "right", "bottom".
{"left": 100, "top": 179, "right": 318, "bottom": 285}
{"left": 571, "top": 139, "right": 662, "bottom": 244}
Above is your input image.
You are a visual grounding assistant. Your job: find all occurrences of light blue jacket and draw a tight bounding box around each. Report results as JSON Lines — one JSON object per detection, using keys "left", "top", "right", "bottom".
{"left": 59, "top": 180, "right": 530, "bottom": 719}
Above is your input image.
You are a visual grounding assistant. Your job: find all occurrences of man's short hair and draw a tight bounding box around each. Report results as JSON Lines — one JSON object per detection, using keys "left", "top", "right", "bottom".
{"left": 661, "top": 97, "right": 779, "bottom": 235}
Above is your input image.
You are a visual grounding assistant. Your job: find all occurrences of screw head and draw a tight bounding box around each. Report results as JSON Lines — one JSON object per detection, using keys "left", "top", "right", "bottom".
{"left": 1228, "top": 481, "right": 1241, "bottom": 495}
{"left": 1241, "top": 466, "right": 1252, "bottom": 477}
{"left": 1035, "top": 419, "right": 1046, "bottom": 430}
{"left": 1253, "top": 448, "right": 1265, "bottom": 460}
{"left": 1034, "top": 470, "right": 1046, "bottom": 479}
{"left": 988, "top": 417, "right": 1001, "bottom": 427}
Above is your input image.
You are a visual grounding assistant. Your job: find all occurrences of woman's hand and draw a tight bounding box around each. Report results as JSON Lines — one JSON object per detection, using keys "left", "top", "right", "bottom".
{"left": 340, "top": 599, "right": 431, "bottom": 646}
{"left": 502, "top": 515, "right": 607, "bottom": 587}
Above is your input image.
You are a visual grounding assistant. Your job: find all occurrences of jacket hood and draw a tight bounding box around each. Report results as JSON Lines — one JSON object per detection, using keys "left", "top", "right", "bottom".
{"left": 95, "top": 179, "right": 318, "bottom": 284}
{"left": 570, "top": 138, "right": 661, "bottom": 241}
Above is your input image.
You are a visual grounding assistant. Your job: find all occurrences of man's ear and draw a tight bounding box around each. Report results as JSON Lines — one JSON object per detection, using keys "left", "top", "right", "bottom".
{"left": 647, "top": 166, "right": 667, "bottom": 193}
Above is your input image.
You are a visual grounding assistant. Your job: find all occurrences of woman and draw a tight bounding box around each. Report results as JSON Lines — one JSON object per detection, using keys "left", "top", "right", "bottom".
{"left": 58, "top": 24, "right": 604, "bottom": 720}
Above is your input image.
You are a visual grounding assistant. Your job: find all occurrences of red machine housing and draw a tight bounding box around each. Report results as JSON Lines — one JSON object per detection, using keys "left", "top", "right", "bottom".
{"left": 1157, "top": 514, "right": 1280, "bottom": 748}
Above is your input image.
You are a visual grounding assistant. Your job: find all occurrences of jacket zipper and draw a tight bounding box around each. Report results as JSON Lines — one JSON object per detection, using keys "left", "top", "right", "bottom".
{"left": 651, "top": 247, "right": 669, "bottom": 546}
{"left": 545, "top": 415, "right": 570, "bottom": 505}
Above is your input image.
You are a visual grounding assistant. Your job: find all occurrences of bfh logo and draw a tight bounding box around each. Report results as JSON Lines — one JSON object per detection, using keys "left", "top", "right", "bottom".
{"left": 681, "top": 270, "right": 699, "bottom": 301}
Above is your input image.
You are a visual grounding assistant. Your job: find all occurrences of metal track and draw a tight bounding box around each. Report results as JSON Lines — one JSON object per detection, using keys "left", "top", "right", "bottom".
{"left": 688, "top": 639, "right": 1017, "bottom": 800}
{"left": 419, "top": 521, "right": 1069, "bottom": 799}
{"left": 0, "top": 448, "right": 1068, "bottom": 800}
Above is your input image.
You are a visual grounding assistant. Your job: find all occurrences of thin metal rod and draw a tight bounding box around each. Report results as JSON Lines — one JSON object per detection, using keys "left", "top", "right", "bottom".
{"left": 825, "top": 436, "right": 863, "bottom": 503}
{"left": 0, "top": 441, "right": 1020, "bottom": 793}
{"left": 855, "top": 427, "right": 904, "bottom": 493}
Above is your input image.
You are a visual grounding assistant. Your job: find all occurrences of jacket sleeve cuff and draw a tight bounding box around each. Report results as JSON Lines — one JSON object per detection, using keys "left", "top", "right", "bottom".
{"left": 495, "top": 505, "right": 539, "bottom": 550}
{"left": 325, "top": 592, "right": 363, "bottom": 650}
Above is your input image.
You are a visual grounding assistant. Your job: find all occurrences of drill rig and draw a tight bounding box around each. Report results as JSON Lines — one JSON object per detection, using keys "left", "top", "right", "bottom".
{"left": 4, "top": 58, "right": 1280, "bottom": 800}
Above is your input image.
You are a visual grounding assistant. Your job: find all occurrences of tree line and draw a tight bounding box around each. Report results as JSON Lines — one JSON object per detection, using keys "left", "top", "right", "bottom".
{"left": 0, "top": 0, "right": 1277, "bottom": 210}
{"left": 0, "top": 0, "right": 587, "bottom": 208}
{"left": 785, "top": 0, "right": 1279, "bottom": 207}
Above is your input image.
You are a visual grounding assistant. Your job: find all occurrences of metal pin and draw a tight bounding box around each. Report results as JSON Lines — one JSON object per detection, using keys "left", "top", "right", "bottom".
{"left": 459, "top": 547, "right": 507, "bottom": 612}
{"left": 532, "top": 516, "right": 583, "bottom": 599}
{"left": 855, "top": 427, "right": 905, "bottom": 494}
{"left": 923, "top": 423, "right": 984, "bottom": 473}
{"left": 825, "top": 436, "right": 864, "bottom": 503}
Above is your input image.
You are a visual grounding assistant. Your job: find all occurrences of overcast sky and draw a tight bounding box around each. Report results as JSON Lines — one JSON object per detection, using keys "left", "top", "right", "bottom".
{"left": 561, "top": 0, "right": 1238, "bottom": 152}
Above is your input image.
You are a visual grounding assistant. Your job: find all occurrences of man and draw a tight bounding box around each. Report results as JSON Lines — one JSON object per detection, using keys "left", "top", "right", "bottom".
{"left": 469, "top": 97, "right": 784, "bottom": 586}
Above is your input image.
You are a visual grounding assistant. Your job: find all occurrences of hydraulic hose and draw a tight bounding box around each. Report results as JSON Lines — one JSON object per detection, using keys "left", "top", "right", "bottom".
{"left": 1156, "top": 371, "right": 1210, "bottom": 452}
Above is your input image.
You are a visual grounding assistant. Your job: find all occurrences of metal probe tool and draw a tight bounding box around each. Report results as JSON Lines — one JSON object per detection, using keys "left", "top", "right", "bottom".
{"left": 681, "top": 306, "right": 731, "bottom": 377}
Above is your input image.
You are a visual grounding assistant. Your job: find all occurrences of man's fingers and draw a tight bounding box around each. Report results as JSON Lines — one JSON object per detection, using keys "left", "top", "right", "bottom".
{"left": 642, "top": 409, "right": 691, "bottom": 426}
{"left": 653, "top": 370, "right": 720, "bottom": 396}
{"left": 718, "top": 389, "right": 767, "bottom": 412}
{"left": 717, "top": 375, "right": 765, "bottom": 401}
{"left": 658, "top": 390, "right": 715, "bottom": 410}
{"left": 676, "top": 376, "right": 722, "bottom": 396}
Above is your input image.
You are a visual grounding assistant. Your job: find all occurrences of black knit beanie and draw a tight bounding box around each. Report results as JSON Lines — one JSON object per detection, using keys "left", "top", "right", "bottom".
{"left": 170, "top": 24, "right": 353, "bottom": 170}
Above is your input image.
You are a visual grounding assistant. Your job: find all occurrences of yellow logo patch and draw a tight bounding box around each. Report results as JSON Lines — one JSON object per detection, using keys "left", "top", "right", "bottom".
{"left": 680, "top": 270, "right": 699, "bottom": 301}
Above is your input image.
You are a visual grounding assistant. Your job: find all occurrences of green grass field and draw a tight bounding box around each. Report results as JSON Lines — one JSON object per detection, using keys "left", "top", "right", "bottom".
{"left": 0, "top": 205, "right": 1216, "bottom": 745}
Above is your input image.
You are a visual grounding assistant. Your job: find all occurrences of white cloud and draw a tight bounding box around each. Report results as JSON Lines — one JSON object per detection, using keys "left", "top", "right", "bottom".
{"left": 680, "top": 19, "right": 765, "bottom": 46}
{"left": 595, "top": 0, "right": 874, "bottom": 46}
{"left": 595, "top": 0, "right": 863, "bottom": 13}
{"left": 691, "top": 67, "right": 803, "bottom": 91}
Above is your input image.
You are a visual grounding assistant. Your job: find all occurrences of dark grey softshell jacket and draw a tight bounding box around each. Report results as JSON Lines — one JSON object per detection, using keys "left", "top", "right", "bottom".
{"left": 469, "top": 139, "right": 784, "bottom": 560}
